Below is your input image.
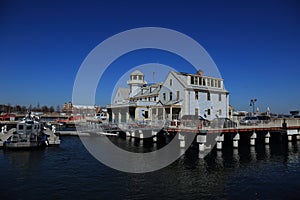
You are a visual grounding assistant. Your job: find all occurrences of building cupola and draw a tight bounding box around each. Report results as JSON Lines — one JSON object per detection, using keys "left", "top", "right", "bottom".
{"left": 127, "top": 70, "right": 147, "bottom": 97}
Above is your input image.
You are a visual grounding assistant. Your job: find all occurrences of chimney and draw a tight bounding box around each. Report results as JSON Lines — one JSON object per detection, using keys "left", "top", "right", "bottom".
{"left": 197, "top": 70, "right": 203, "bottom": 76}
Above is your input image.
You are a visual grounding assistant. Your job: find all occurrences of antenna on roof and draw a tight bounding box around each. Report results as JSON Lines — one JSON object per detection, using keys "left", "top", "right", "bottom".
{"left": 153, "top": 71, "right": 155, "bottom": 83}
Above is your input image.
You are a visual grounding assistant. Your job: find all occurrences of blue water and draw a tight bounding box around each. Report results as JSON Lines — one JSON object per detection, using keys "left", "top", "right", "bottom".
{"left": 1, "top": 136, "right": 300, "bottom": 200}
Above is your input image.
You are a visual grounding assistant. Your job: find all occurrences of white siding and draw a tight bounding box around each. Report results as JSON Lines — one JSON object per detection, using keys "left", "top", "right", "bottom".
{"left": 161, "top": 72, "right": 185, "bottom": 103}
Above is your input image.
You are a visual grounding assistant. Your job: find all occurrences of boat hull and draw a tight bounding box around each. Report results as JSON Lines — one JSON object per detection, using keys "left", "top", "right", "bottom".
{"left": 3, "top": 141, "right": 46, "bottom": 150}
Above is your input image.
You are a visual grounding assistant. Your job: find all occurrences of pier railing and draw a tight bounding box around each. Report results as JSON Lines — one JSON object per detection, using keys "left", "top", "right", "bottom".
{"left": 61, "top": 117, "right": 300, "bottom": 134}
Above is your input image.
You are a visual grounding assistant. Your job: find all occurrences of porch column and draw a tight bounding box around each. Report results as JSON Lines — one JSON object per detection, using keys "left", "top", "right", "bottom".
{"left": 170, "top": 106, "right": 173, "bottom": 120}
{"left": 118, "top": 111, "right": 121, "bottom": 123}
{"left": 135, "top": 108, "right": 139, "bottom": 121}
{"left": 126, "top": 111, "right": 129, "bottom": 123}
{"left": 149, "top": 108, "right": 152, "bottom": 120}
{"left": 112, "top": 112, "right": 115, "bottom": 123}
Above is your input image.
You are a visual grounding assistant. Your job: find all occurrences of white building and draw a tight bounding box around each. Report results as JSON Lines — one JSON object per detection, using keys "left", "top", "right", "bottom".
{"left": 107, "top": 69, "right": 229, "bottom": 123}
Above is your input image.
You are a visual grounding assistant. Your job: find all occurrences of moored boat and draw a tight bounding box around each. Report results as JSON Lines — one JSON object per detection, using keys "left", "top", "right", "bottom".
{"left": 3, "top": 112, "right": 59, "bottom": 150}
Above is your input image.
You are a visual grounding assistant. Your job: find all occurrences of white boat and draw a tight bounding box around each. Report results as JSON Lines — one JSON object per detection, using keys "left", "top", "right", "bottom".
{"left": 94, "top": 112, "right": 107, "bottom": 120}
{"left": 3, "top": 112, "right": 59, "bottom": 149}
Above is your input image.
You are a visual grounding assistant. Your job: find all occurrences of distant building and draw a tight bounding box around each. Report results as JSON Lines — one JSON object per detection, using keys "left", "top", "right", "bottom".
{"left": 107, "top": 69, "right": 229, "bottom": 123}
{"left": 62, "top": 102, "right": 73, "bottom": 113}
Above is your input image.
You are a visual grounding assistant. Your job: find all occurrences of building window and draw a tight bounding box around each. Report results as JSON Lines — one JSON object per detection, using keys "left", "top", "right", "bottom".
{"left": 138, "top": 75, "right": 143, "bottom": 80}
{"left": 207, "top": 109, "right": 211, "bottom": 116}
{"left": 211, "top": 79, "right": 215, "bottom": 87}
{"left": 195, "top": 91, "right": 198, "bottom": 100}
{"left": 203, "top": 78, "right": 206, "bottom": 86}
{"left": 154, "top": 96, "right": 157, "bottom": 101}
{"left": 176, "top": 91, "right": 180, "bottom": 100}
{"left": 207, "top": 79, "right": 210, "bottom": 87}
{"left": 219, "top": 109, "right": 222, "bottom": 116}
{"left": 218, "top": 80, "right": 221, "bottom": 88}
{"left": 163, "top": 93, "right": 166, "bottom": 101}
{"left": 148, "top": 97, "right": 151, "bottom": 101}
{"left": 170, "top": 79, "right": 173, "bottom": 86}
{"left": 194, "top": 77, "right": 199, "bottom": 85}
{"left": 143, "top": 110, "right": 149, "bottom": 119}
{"left": 207, "top": 92, "right": 211, "bottom": 101}
{"left": 170, "top": 92, "right": 173, "bottom": 101}
{"left": 195, "top": 108, "right": 199, "bottom": 116}
{"left": 133, "top": 75, "right": 137, "bottom": 80}
{"left": 190, "top": 76, "right": 194, "bottom": 84}
{"left": 219, "top": 94, "right": 222, "bottom": 101}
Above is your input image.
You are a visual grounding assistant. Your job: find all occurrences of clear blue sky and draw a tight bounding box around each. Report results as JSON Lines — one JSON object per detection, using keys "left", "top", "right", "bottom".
{"left": 0, "top": 0, "right": 300, "bottom": 114}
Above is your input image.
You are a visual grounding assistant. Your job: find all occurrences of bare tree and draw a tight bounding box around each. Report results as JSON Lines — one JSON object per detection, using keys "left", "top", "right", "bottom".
{"left": 36, "top": 102, "right": 41, "bottom": 112}
{"left": 49, "top": 106, "right": 55, "bottom": 113}
{"left": 56, "top": 105, "right": 61, "bottom": 113}
{"left": 21, "top": 106, "right": 27, "bottom": 113}
{"left": 41, "top": 105, "right": 49, "bottom": 113}
{"left": 15, "top": 105, "right": 22, "bottom": 113}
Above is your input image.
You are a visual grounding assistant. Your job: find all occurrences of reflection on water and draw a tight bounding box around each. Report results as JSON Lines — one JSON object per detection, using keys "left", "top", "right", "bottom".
{"left": 1, "top": 137, "right": 300, "bottom": 199}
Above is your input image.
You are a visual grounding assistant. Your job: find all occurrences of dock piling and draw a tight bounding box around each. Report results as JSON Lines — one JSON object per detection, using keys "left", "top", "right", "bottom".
{"left": 197, "top": 135, "right": 206, "bottom": 152}
{"left": 233, "top": 133, "right": 240, "bottom": 148}
{"left": 178, "top": 133, "right": 186, "bottom": 148}
{"left": 288, "top": 135, "right": 292, "bottom": 141}
{"left": 265, "top": 132, "right": 271, "bottom": 144}
{"left": 215, "top": 135, "right": 224, "bottom": 150}
{"left": 250, "top": 132, "right": 257, "bottom": 146}
{"left": 287, "top": 130, "right": 297, "bottom": 142}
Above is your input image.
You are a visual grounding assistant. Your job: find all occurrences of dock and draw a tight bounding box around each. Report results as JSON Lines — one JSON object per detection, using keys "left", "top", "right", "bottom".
{"left": 2, "top": 117, "right": 300, "bottom": 157}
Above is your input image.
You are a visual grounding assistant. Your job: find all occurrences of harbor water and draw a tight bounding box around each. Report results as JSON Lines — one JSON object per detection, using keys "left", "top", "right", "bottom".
{"left": 1, "top": 135, "right": 300, "bottom": 199}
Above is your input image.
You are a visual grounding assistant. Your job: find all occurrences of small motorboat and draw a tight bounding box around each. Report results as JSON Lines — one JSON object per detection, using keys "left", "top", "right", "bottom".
{"left": 3, "top": 112, "right": 55, "bottom": 150}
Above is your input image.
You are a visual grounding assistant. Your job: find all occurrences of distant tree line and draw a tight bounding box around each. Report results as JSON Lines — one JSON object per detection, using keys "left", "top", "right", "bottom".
{"left": 0, "top": 103, "right": 61, "bottom": 114}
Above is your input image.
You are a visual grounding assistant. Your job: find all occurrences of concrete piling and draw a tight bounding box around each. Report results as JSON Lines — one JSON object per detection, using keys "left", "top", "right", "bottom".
{"left": 197, "top": 135, "right": 206, "bottom": 152}
{"left": 178, "top": 133, "right": 186, "bottom": 148}
{"left": 265, "top": 132, "right": 271, "bottom": 144}
{"left": 139, "top": 133, "right": 144, "bottom": 139}
{"left": 215, "top": 135, "right": 224, "bottom": 150}
{"left": 216, "top": 141, "right": 222, "bottom": 150}
{"left": 287, "top": 130, "right": 297, "bottom": 142}
{"left": 233, "top": 133, "right": 240, "bottom": 148}
{"left": 180, "top": 140, "right": 186, "bottom": 148}
{"left": 250, "top": 132, "right": 257, "bottom": 146}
